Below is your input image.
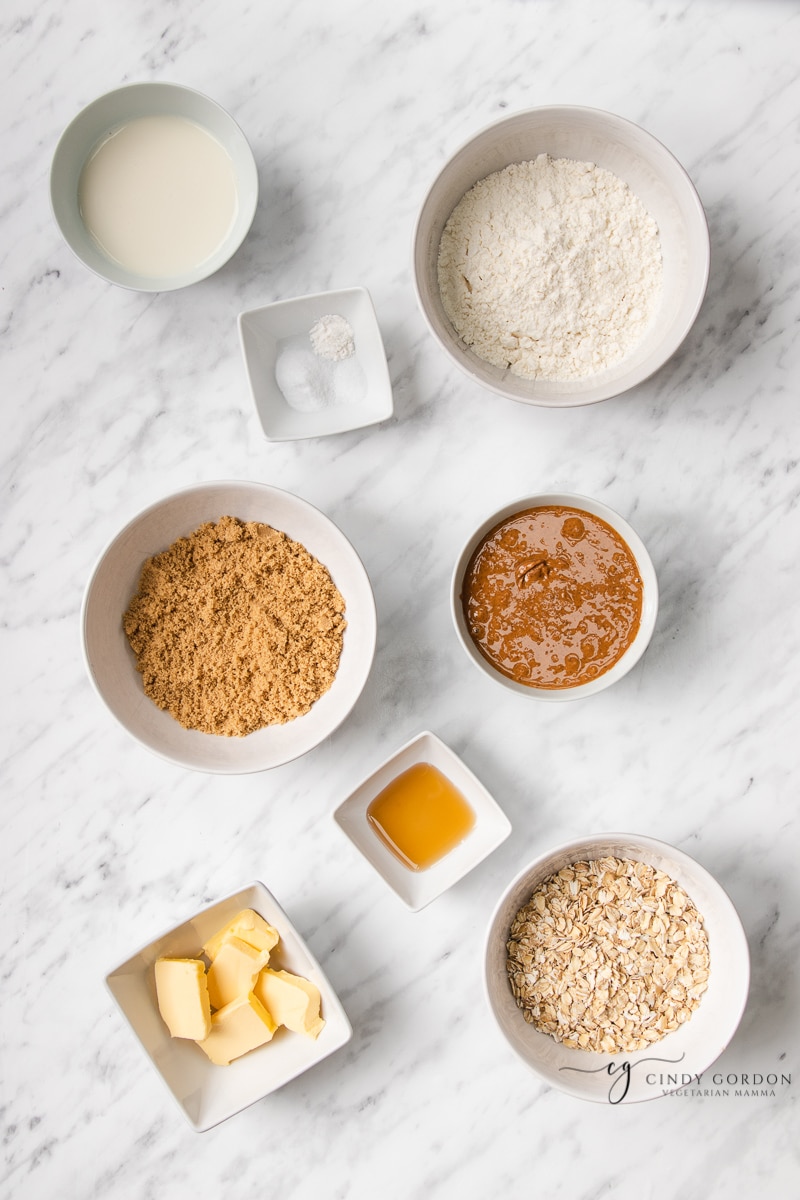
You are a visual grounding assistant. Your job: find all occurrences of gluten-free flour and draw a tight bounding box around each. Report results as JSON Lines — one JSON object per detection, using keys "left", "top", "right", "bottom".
{"left": 437, "top": 154, "right": 663, "bottom": 381}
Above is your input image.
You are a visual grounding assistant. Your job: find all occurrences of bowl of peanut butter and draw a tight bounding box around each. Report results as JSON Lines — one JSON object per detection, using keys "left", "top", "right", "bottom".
{"left": 451, "top": 492, "right": 658, "bottom": 700}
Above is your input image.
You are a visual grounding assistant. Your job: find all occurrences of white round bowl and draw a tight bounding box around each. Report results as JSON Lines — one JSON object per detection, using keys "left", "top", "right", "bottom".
{"left": 413, "top": 105, "right": 710, "bottom": 407}
{"left": 51, "top": 82, "right": 258, "bottom": 291}
{"left": 81, "top": 481, "right": 376, "bottom": 773}
{"left": 451, "top": 492, "right": 658, "bottom": 701}
{"left": 484, "top": 833, "right": 750, "bottom": 1104}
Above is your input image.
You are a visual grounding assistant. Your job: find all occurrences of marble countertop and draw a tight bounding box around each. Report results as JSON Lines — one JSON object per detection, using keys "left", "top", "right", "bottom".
{"left": 3, "top": 0, "right": 799, "bottom": 1195}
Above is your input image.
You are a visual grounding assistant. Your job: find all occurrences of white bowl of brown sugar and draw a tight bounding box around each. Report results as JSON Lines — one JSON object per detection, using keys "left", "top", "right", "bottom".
{"left": 81, "top": 481, "right": 376, "bottom": 773}
{"left": 452, "top": 492, "right": 658, "bottom": 700}
{"left": 484, "top": 833, "right": 750, "bottom": 1103}
{"left": 413, "top": 106, "right": 710, "bottom": 407}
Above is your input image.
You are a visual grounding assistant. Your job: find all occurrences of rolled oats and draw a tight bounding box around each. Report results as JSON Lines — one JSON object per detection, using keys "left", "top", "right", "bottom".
{"left": 506, "top": 857, "right": 710, "bottom": 1054}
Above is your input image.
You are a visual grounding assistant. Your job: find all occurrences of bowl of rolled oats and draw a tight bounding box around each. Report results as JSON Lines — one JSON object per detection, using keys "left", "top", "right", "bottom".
{"left": 484, "top": 834, "right": 749, "bottom": 1103}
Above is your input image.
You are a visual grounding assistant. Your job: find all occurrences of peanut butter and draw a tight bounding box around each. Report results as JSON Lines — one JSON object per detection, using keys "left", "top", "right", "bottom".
{"left": 462, "top": 505, "right": 643, "bottom": 689}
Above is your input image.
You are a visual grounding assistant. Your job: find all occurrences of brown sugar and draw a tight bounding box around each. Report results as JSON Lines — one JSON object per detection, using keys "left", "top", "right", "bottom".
{"left": 122, "top": 516, "right": 346, "bottom": 736}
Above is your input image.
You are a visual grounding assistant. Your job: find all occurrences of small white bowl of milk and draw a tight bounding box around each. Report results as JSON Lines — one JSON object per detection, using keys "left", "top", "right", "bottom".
{"left": 50, "top": 82, "right": 258, "bottom": 291}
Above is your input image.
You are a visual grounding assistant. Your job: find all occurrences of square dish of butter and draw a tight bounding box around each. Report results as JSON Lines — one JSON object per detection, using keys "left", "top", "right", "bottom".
{"left": 105, "top": 881, "right": 352, "bottom": 1132}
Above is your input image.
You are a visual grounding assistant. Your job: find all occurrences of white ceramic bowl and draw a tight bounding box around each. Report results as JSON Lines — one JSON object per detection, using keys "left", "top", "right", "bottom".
{"left": 82, "top": 480, "right": 376, "bottom": 772}
{"left": 484, "top": 834, "right": 750, "bottom": 1104}
{"left": 413, "top": 105, "right": 709, "bottom": 407}
{"left": 238, "top": 287, "right": 394, "bottom": 441}
{"left": 333, "top": 731, "right": 511, "bottom": 911}
{"left": 106, "top": 882, "right": 352, "bottom": 1131}
{"left": 451, "top": 492, "right": 658, "bottom": 701}
{"left": 50, "top": 82, "right": 258, "bottom": 291}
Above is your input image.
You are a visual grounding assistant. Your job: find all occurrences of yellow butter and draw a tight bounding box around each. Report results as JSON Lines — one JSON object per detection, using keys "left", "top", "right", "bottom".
{"left": 154, "top": 958, "right": 211, "bottom": 1040}
{"left": 254, "top": 968, "right": 325, "bottom": 1039}
{"left": 202, "top": 909, "right": 280, "bottom": 960}
{"left": 206, "top": 936, "right": 271, "bottom": 1010}
{"left": 196, "top": 992, "right": 277, "bottom": 1066}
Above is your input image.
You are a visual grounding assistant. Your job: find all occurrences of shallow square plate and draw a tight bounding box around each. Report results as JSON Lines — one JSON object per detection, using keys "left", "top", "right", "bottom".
{"left": 238, "top": 287, "right": 393, "bottom": 440}
{"left": 333, "top": 731, "right": 511, "bottom": 911}
{"left": 105, "top": 882, "right": 352, "bottom": 1131}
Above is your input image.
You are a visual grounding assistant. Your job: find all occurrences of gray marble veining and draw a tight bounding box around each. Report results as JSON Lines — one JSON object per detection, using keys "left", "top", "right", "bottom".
{"left": 2, "top": 0, "right": 799, "bottom": 1196}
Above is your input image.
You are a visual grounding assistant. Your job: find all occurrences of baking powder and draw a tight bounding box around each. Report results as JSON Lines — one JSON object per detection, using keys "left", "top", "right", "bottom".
{"left": 310, "top": 313, "right": 355, "bottom": 362}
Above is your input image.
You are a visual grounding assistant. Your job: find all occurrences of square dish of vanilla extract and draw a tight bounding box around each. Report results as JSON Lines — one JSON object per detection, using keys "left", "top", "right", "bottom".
{"left": 333, "top": 731, "right": 511, "bottom": 911}
{"left": 105, "top": 881, "right": 352, "bottom": 1132}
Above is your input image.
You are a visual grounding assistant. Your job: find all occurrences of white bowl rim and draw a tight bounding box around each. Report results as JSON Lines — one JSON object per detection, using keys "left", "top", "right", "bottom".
{"left": 50, "top": 80, "right": 259, "bottom": 293}
{"left": 80, "top": 478, "right": 377, "bottom": 773}
{"left": 412, "top": 103, "right": 710, "bottom": 408}
{"left": 483, "top": 831, "right": 751, "bottom": 1104}
{"left": 238, "top": 283, "right": 372, "bottom": 320}
{"left": 450, "top": 491, "right": 659, "bottom": 701}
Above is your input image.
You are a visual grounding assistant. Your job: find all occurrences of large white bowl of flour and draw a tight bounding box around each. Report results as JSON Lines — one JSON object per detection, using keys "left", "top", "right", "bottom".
{"left": 413, "top": 106, "right": 709, "bottom": 407}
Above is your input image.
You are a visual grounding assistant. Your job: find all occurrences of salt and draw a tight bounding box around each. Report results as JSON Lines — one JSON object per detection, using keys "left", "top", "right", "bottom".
{"left": 274, "top": 336, "right": 329, "bottom": 412}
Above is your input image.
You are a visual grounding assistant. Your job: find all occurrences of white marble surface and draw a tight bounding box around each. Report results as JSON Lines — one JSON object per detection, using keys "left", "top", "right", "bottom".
{"left": 2, "top": 0, "right": 799, "bottom": 1195}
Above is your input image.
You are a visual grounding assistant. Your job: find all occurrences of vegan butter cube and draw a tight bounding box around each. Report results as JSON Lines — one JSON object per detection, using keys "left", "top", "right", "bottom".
{"left": 196, "top": 992, "right": 277, "bottom": 1066}
{"left": 254, "top": 968, "right": 325, "bottom": 1039}
{"left": 206, "top": 936, "right": 270, "bottom": 1010}
{"left": 154, "top": 958, "right": 211, "bottom": 1040}
{"left": 202, "top": 909, "right": 280, "bottom": 960}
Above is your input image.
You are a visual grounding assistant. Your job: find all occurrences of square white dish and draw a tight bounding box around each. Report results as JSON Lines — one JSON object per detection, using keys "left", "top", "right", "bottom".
{"left": 333, "top": 731, "right": 511, "bottom": 911}
{"left": 238, "top": 286, "right": 393, "bottom": 440}
{"left": 105, "top": 882, "right": 352, "bottom": 1132}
